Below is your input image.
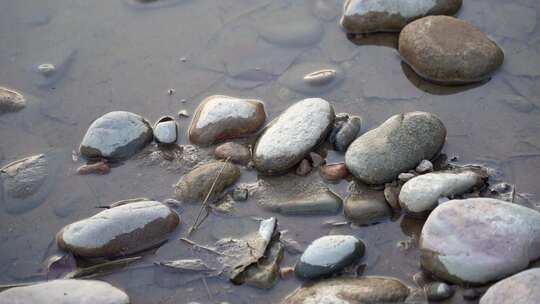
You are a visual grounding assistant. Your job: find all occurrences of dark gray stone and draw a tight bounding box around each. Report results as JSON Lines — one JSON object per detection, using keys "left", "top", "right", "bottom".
{"left": 345, "top": 112, "right": 446, "bottom": 184}
{"left": 295, "top": 235, "right": 364, "bottom": 280}
{"left": 80, "top": 111, "right": 153, "bottom": 160}
{"left": 57, "top": 200, "right": 179, "bottom": 258}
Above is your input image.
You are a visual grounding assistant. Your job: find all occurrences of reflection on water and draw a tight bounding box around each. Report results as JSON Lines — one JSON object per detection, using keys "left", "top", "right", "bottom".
{"left": 1, "top": 0, "right": 539, "bottom": 303}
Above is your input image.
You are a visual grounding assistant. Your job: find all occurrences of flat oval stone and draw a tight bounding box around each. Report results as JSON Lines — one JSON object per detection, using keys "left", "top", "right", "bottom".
{"left": 57, "top": 200, "right": 179, "bottom": 258}
{"left": 341, "top": 0, "right": 462, "bottom": 33}
{"left": 480, "top": 268, "right": 540, "bottom": 304}
{"left": 295, "top": 235, "right": 365, "bottom": 279}
{"left": 260, "top": 188, "right": 343, "bottom": 215}
{"left": 399, "top": 16, "right": 504, "bottom": 84}
{"left": 345, "top": 111, "right": 446, "bottom": 185}
{"left": 174, "top": 161, "right": 240, "bottom": 203}
{"left": 420, "top": 198, "right": 540, "bottom": 284}
{"left": 0, "top": 87, "right": 26, "bottom": 114}
{"left": 0, "top": 279, "right": 130, "bottom": 304}
{"left": 399, "top": 168, "right": 488, "bottom": 215}
{"left": 278, "top": 63, "right": 344, "bottom": 95}
{"left": 80, "top": 111, "right": 153, "bottom": 160}
{"left": 188, "top": 95, "right": 266, "bottom": 146}
{"left": 253, "top": 98, "right": 335, "bottom": 174}
{"left": 284, "top": 276, "right": 410, "bottom": 303}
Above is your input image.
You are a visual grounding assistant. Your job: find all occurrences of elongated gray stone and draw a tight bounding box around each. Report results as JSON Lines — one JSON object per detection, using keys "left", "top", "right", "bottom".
{"left": 188, "top": 95, "right": 266, "bottom": 146}
{"left": 254, "top": 98, "right": 334, "bottom": 174}
{"left": 295, "top": 235, "right": 364, "bottom": 279}
{"left": 57, "top": 200, "right": 179, "bottom": 258}
{"left": 80, "top": 111, "right": 153, "bottom": 160}
{"left": 420, "top": 198, "right": 540, "bottom": 284}
{"left": 345, "top": 112, "right": 446, "bottom": 185}
{"left": 0, "top": 279, "right": 130, "bottom": 304}
{"left": 284, "top": 276, "right": 410, "bottom": 303}
{"left": 480, "top": 268, "right": 540, "bottom": 304}
{"left": 260, "top": 188, "right": 342, "bottom": 215}
{"left": 399, "top": 168, "right": 488, "bottom": 215}
{"left": 341, "top": 0, "right": 462, "bottom": 33}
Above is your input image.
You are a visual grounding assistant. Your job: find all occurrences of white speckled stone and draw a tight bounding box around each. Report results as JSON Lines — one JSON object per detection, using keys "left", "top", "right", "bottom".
{"left": 0, "top": 279, "right": 130, "bottom": 304}
{"left": 399, "top": 168, "right": 487, "bottom": 214}
{"left": 189, "top": 95, "right": 266, "bottom": 146}
{"left": 80, "top": 111, "right": 153, "bottom": 160}
{"left": 480, "top": 268, "right": 540, "bottom": 304}
{"left": 295, "top": 235, "right": 364, "bottom": 279}
{"left": 420, "top": 198, "right": 540, "bottom": 284}
{"left": 153, "top": 120, "right": 177, "bottom": 144}
{"left": 341, "top": 0, "right": 462, "bottom": 33}
{"left": 57, "top": 200, "right": 179, "bottom": 258}
{"left": 254, "top": 98, "right": 334, "bottom": 174}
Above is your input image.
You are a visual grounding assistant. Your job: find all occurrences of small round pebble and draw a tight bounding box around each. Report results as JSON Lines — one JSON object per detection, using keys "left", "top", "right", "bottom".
{"left": 425, "top": 282, "right": 455, "bottom": 301}
{"left": 415, "top": 160, "right": 433, "bottom": 173}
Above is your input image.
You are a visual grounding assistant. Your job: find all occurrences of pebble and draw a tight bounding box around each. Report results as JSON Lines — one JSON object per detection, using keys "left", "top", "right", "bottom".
{"left": 278, "top": 63, "right": 344, "bottom": 94}
{"left": 232, "top": 187, "right": 248, "bottom": 201}
{"left": 303, "top": 69, "right": 337, "bottom": 87}
{"left": 80, "top": 111, "right": 153, "bottom": 160}
{"left": 76, "top": 160, "right": 110, "bottom": 175}
{"left": 260, "top": 188, "right": 342, "bottom": 215}
{"left": 383, "top": 182, "right": 401, "bottom": 210}
{"left": 296, "top": 159, "right": 312, "bottom": 176}
{"left": 309, "top": 152, "right": 324, "bottom": 168}
{"left": 253, "top": 98, "right": 334, "bottom": 174}
{"left": 399, "top": 167, "right": 488, "bottom": 215}
{"left": 0, "top": 279, "right": 130, "bottom": 304}
{"left": 340, "top": 0, "right": 463, "bottom": 34}
{"left": 188, "top": 95, "right": 266, "bottom": 146}
{"left": 420, "top": 198, "right": 540, "bottom": 284}
{"left": 345, "top": 183, "right": 392, "bottom": 225}
{"left": 425, "top": 282, "right": 455, "bottom": 301}
{"left": 295, "top": 235, "right": 364, "bottom": 280}
{"left": 329, "top": 115, "right": 361, "bottom": 152}
{"left": 174, "top": 161, "right": 240, "bottom": 203}
{"left": 480, "top": 268, "right": 540, "bottom": 304}
{"left": 0, "top": 87, "right": 26, "bottom": 114}
{"left": 178, "top": 110, "right": 189, "bottom": 117}
{"left": 415, "top": 159, "right": 433, "bottom": 173}
{"left": 399, "top": 16, "right": 504, "bottom": 84}
{"left": 398, "top": 172, "right": 416, "bottom": 182}
{"left": 37, "top": 63, "right": 56, "bottom": 77}
{"left": 57, "top": 200, "right": 179, "bottom": 258}
{"left": 153, "top": 116, "right": 178, "bottom": 144}
{"left": 214, "top": 142, "right": 251, "bottom": 165}
{"left": 345, "top": 112, "right": 446, "bottom": 184}
{"left": 284, "top": 277, "right": 410, "bottom": 303}
{"left": 320, "top": 163, "right": 349, "bottom": 181}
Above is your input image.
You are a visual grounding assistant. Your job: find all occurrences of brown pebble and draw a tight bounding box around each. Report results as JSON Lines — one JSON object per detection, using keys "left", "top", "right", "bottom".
{"left": 296, "top": 159, "right": 312, "bottom": 176}
{"left": 280, "top": 267, "right": 295, "bottom": 279}
{"left": 384, "top": 182, "right": 401, "bottom": 210}
{"left": 214, "top": 142, "right": 251, "bottom": 165}
{"left": 76, "top": 160, "right": 110, "bottom": 175}
{"left": 320, "top": 163, "right": 349, "bottom": 181}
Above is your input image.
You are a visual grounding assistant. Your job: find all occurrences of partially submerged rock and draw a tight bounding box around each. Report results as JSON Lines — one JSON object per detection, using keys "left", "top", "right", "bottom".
{"left": 254, "top": 98, "right": 334, "bottom": 174}
{"left": 329, "top": 114, "right": 361, "bottom": 152}
{"left": 399, "top": 167, "right": 488, "bottom": 215}
{"left": 341, "top": 0, "right": 462, "bottom": 34}
{"left": 295, "top": 235, "right": 365, "bottom": 280}
{"left": 80, "top": 111, "right": 153, "bottom": 160}
{"left": 284, "top": 276, "right": 410, "bottom": 303}
{"left": 345, "top": 183, "right": 392, "bottom": 225}
{"left": 57, "top": 200, "right": 179, "bottom": 258}
{"left": 0, "top": 279, "right": 130, "bottom": 304}
{"left": 174, "top": 161, "right": 240, "bottom": 203}
{"left": 214, "top": 142, "right": 251, "bottom": 165}
{"left": 188, "top": 95, "right": 266, "bottom": 146}
{"left": 0, "top": 87, "right": 26, "bottom": 114}
{"left": 1, "top": 154, "right": 49, "bottom": 214}
{"left": 480, "top": 268, "right": 540, "bottom": 304}
{"left": 345, "top": 112, "right": 446, "bottom": 184}
{"left": 259, "top": 188, "right": 343, "bottom": 215}
{"left": 420, "top": 198, "right": 540, "bottom": 284}
{"left": 399, "top": 16, "right": 504, "bottom": 84}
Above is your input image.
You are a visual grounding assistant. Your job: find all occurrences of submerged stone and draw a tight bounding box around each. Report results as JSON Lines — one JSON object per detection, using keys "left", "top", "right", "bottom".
{"left": 345, "top": 184, "right": 392, "bottom": 225}
{"left": 80, "top": 111, "right": 153, "bottom": 160}
{"left": 258, "top": 18, "right": 323, "bottom": 48}
{"left": 253, "top": 98, "right": 334, "bottom": 174}
{"left": 295, "top": 235, "right": 365, "bottom": 280}
{"left": 284, "top": 276, "right": 410, "bottom": 303}
{"left": 420, "top": 198, "right": 540, "bottom": 284}
{"left": 188, "top": 95, "right": 266, "bottom": 146}
{"left": 214, "top": 142, "right": 251, "bottom": 165}
{"left": 0, "top": 279, "right": 130, "bottom": 304}
{"left": 260, "top": 188, "right": 342, "bottom": 215}
{"left": 174, "top": 161, "right": 240, "bottom": 203}
{"left": 345, "top": 111, "right": 446, "bottom": 184}
{"left": 279, "top": 62, "right": 344, "bottom": 95}
{"left": 399, "top": 16, "right": 504, "bottom": 84}
{"left": 57, "top": 200, "right": 179, "bottom": 258}
{"left": 0, "top": 87, "right": 26, "bottom": 114}
{"left": 341, "top": 0, "right": 462, "bottom": 34}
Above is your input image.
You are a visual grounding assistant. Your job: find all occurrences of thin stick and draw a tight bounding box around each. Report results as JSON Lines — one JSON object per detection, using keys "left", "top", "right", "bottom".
{"left": 188, "top": 158, "right": 230, "bottom": 235}
{"left": 179, "top": 237, "right": 225, "bottom": 256}
{"left": 202, "top": 277, "right": 212, "bottom": 300}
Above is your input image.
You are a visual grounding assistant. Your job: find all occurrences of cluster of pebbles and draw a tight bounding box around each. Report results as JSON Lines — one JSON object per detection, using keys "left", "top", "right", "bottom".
{"left": 1, "top": 1, "right": 538, "bottom": 304}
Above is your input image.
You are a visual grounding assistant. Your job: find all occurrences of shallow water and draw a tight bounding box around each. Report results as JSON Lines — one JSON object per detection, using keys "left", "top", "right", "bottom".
{"left": 1, "top": 0, "right": 539, "bottom": 303}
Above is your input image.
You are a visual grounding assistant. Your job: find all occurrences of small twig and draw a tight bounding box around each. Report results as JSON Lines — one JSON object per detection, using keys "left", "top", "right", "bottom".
{"left": 188, "top": 158, "right": 231, "bottom": 235}
{"left": 179, "top": 237, "right": 226, "bottom": 256}
{"left": 0, "top": 282, "right": 38, "bottom": 292}
{"left": 511, "top": 185, "right": 516, "bottom": 203}
{"left": 202, "top": 276, "right": 212, "bottom": 300}
{"left": 64, "top": 256, "right": 143, "bottom": 279}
